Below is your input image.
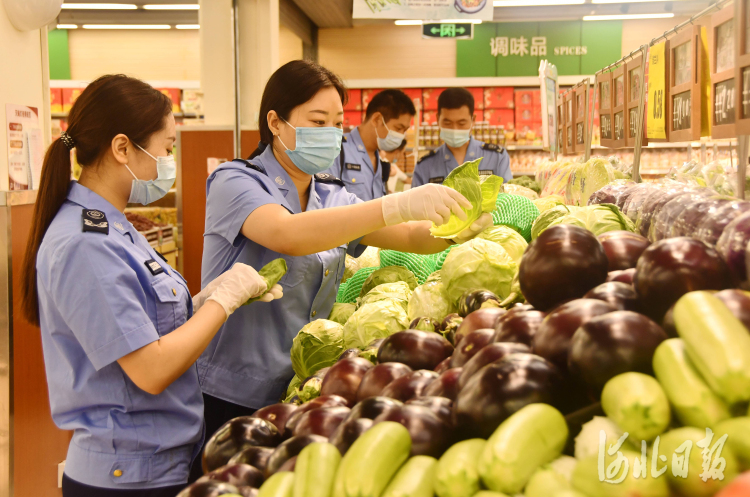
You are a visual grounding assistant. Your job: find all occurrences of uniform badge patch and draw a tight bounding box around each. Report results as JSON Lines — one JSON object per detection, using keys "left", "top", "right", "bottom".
{"left": 144, "top": 258, "right": 165, "bottom": 276}
{"left": 345, "top": 163, "right": 361, "bottom": 171}
{"left": 479, "top": 169, "right": 494, "bottom": 178}
{"left": 429, "top": 176, "right": 445, "bottom": 184}
{"left": 82, "top": 209, "right": 109, "bottom": 234}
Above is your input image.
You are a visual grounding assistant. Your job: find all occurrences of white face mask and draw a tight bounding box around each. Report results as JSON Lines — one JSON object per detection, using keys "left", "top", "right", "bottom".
{"left": 440, "top": 127, "right": 472, "bottom": 148}
{"left": 376, "top": 118, "right": 406, "bottom": 152}
{"left": 125, "top": 143, "right": 176, "bottom": 205}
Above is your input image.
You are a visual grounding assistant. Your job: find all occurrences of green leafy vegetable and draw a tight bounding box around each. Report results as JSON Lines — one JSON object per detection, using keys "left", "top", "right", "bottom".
{"left": 531, "top": 203, "right": 635, "bottom": 240}
{"left": 357, "top": 281, "right": 412, "bottom": 310}
{"left": 343, "top": 300, "right": 410, "bottom": 349}
{"left": 290, "top": 319, "right": 345, "bottom": 379}
{"left": 329, "top": 302, "right": 356, "bottom": 325}
{"left": 476, "top": 225, "right": 528, "bottom": 263}
{"left": 430, "top": 159, "right": 504, "bottom": 239}
{"left": 407, "top": 275, "right": 454, "bottom": 322}
{"left": 508, "top": 176, "right": 541, "bottom": 193}
{"left": 440, "top": 238, "right": 518, "bottom": 304}
{"left": 245, "top": 258, "right": 287, "bottom": 304}
{"left": 359, "top": 266, "right": 418, "bottom": 298}
{"left": 532, "top": 195, "right": 566, "bottom": 214}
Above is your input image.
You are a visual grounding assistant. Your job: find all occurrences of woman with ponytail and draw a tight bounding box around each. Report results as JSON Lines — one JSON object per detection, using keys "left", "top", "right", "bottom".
{"left": 21, "top": 74, "right": 282, "bottom": 497}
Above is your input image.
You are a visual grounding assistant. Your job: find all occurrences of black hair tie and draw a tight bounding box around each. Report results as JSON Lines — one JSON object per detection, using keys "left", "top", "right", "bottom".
{"left": 59, "top": 131, "right": 75, "bottom": 150}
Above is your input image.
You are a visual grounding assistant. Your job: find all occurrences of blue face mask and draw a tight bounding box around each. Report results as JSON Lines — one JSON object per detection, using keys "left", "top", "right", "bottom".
{"left": 279, "top": 119, "right": 343, "bottom": 175}
{"left": 376, "top": 117, "right": 406, "bottom": 152}
{"left": 125, "top": 143, "right": 176, "bottom": 205}
{"left": 440, "top": 127, "right": 472, "bottom": 148}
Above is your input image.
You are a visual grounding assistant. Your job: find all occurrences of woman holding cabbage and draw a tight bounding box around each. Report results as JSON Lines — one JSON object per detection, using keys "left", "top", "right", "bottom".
{"left": 196, "top": 60, "right": 493, "bottom": 447}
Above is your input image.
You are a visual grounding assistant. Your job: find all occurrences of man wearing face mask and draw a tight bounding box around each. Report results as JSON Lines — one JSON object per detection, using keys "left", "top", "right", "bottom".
{"left": 327, "top": 89, "right": 416, "bottom": 201}
{"left": 412, "top": 87, "right": 512, "bottom": 187}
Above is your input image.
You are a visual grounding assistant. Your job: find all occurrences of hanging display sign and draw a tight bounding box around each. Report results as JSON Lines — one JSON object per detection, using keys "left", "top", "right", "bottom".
{"left": 422, "top": 22, "right": 474, "bottom": 39}
{"left": 647, "top": 41, "right": 669, "bottom": 140}
{"left": 539, "top": 60, "right": 559, "bottom": 156}
{"left": 597, "top": 71, "right": 614, "bottom": 148}
{"left": 5, "top": 104, "right": 44, "bottom": 191}
{"left": 668, "top": 26, "right": 712, "bottom": 142}
{"left": 457, "top": 21, "right": 623, "bottom": 77}
{"left": 625, "top": 53, "right": 648, "bottom": 148}
{"left": 736, "top": 0, "right": 750, "bottom": 134}
{"left": 574, "top": 81, "right": 589, "bottom": 154}
{"left": 354, "top": 0, "right": 493, "bottom": 21}
{"left": 710, "top": 5, "right": 736, "bottom": 138}
{"left": 610, "top": 64, "right": 627, "bottom": 148}
{"left": 561, "top": 90, "right": 575, "bottom": 155}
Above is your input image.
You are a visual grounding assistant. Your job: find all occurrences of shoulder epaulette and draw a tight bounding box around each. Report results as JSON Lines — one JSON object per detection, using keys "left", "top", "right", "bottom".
{"left": 342, "top": 135, "right": 348, "bottom": 143}
{"left": 481, "top": 143, "right": 504, "bottom": 153}
{"left": 314, "top": 173, "right": 345, "bottom": 187}
{"left": 82, "top": 209, "right": 109, "bottom": 235}
{"left": 417, "top": 150, "right": 438, "bottom": 164}
{"left": 232, "top": 158, "right": 267, "bottom": 175}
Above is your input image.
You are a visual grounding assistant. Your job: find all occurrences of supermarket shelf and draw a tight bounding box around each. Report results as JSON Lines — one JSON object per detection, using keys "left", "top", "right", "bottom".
{"left": 345, "top": 76, "right": 592, "bottom": 89}
{"left": 51, "top": 112, "right": 204, "bottom": 119}
{"left": 51, "top": 113, "right": 67, "bottom": 119}
{"left": 507, "top": 145, "right": 544, "bottom": 151}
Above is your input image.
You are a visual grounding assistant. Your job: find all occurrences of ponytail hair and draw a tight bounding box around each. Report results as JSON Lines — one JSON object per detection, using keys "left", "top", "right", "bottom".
{"left": 21, "top": 74, "right": 172, "bottom": 326}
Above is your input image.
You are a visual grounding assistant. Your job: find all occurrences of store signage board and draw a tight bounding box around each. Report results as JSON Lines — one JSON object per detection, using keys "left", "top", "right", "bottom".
{"left": 422, "top": 23, "right": 474, "bottom": 40}
{"left": 668, "top": 25, "right": 711, "bottom": 142}
{"left": 562, "top": 90, "right": 576, "bottom": 155}
{"left": 6, "top": 104, "right": 43, "bottom": 191}
{"left": 609, "top": 64, "right": 627, "bottom": 148}
{"left": 736, "top": 0, "right": 750, "bottom": 134}
{"left": 647, "top": 41, "right": 670, "bottom": 141}
{"left": 574, "top": 81, "right": 589, "bottom": 154}
{"left": 539, "top": 60, "right": 559, "bottom": 156}
{"left": 598, "top": 71, "right": 614, "bottom": 148}
{"left": 626, "top": 53, "right": 648, "bottom": 148}
{"left": 354, "top": 0, "right": 493, "bottom": 20}
{"left": 711, "top": 5, "right": 736, "bottom": 138}
{"left": 457, "top": 21, "right": 623, "bottom": 77}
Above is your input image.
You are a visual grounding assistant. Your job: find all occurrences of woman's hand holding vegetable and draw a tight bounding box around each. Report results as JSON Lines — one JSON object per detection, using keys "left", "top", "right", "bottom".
{"left": 206, "top": 263, "right": 282, "bottom": 317}
{"left": 194, "top": 263, "right": 283, "bottom": 312}
{"left": 452, "top": 212, "right": 494, "bottom": 244}
{"left": 381, "top": 183, "right": 471, "bottom": 226}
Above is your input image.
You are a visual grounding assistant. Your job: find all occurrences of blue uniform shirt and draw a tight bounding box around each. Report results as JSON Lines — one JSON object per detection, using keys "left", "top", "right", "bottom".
{"left": 37, "top": 182, "right": 203, "bottom": 490}
{"left": 199, "top": 145, "right": 365, "bottom": 409}
{"left": 411, "top": 137, "right": 512, "bottom": 187}
{"left": 325, "top": 127, "right": 385, "bottom": 201}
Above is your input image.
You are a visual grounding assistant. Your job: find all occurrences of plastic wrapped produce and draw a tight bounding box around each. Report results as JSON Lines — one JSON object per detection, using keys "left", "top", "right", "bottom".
{"left": 621, "top": 183, "right": 663, "bottom": 223}
{"left": 649, "top": 190, "right": 713, "bottom": 242}
{"left": 614, "top": 183, "right": 646, "bottom": 212}
{"left": 696, "top": 200, "right": 750, "bottom": 247}
{"left": 717, "top": 210, "right": 750, "bottom": 285}
{"left": 635, "top": 185, "right": 692, "bottom": 240}
{"left": 671, "top": 196, "right": 733, "bottom": 238}
{"left": 587, "top": 181, "right": 635, "bottom": 206}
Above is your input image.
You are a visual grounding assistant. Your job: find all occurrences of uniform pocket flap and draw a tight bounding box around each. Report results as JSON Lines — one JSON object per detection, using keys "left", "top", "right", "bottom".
{"left": 151, "top": 278, "right": 181, "bottom": 303}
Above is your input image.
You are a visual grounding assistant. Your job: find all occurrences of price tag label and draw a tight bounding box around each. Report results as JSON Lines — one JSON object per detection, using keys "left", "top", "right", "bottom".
{"left": 714, "top": 79, "right": 736, "bottom": 125}
{"left": 576, "top": 122, "right": 584, "bottom": 145}
{"left": 672, "top": 91, "right": 692, "bottom": 131}
{"left": 647, "top": 42, "right": 667, "bottom": 139}
{"left": 629, "top": 108, "right": 639, "bottom": 138}
{"left": 601, "top": 114, "right": 612, "bottom": 139}
{"left": 614, "top": 111, "right": 625, "bottom": 140}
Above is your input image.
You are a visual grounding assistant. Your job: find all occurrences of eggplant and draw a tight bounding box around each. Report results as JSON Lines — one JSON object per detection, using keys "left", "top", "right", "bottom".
{"left": 440, "top": 313, "right": 463, "bottom": 345}
{"left": 450, "top": 328, "right": 495, "bottom": 368}
{"left": 328, "top": 417, "right": 374, "bottom": 455}
{"left": 458, "top": 290, "right": 502, "bottom": 317}
{"left": 373, "top": 404, "right": 452, "bottom": 457}
{"left": 453, "top": 353, "right": 561, "bottom": 439}
{"left": 434, "top": 357, "right": 451, "bottom": 374}
{"left": 568, "top": 311, "right": 668, "bottom": 395}
{"left": 251, "top": 404, "right": 297, "bottom": 438}
{"left": 339, "top": 348, "right": 362, "bottom": 361}
{"left": 236, "top": 487, "right": 258, "bottom": 497}
{"left": 455, "top": 308, "right": 507, "bottom": 344}
{"left": 320, "top": 357, "right": 374, "bottom": 406}
{"left": 380, "top": 370, "right": 439, "bottom": 402}
{"left": 264, "top": 435, "right": 327, "bottom": 476}
{"left": 422, "top": 367, "right": 463, "bottom": 401}
{"left": 283, "top": 395, "right": 349, "bottom": 435}
{"left": 634, "top": 237, "right": 732, "bottom": 322}
{"left": 458, "top": 342, "right": 530, "bottom": 390}
{"left": 606, "top": 268, "right": 636, "bottom": 285}
{"left": 276, "top": 456, "right": 297, "bottom": 473}
{"left": 409, "top": 316, "right": 440, "bottom": 333}
{"left": 696, "top": 199, "right": 750, "bottom": 246}
{"left": 347, "top": 396, "right": 403, "bottom": 421}
{"left": 202, "top": 417, "right": 282, "bottom": 473}
{"left": 715, "top": 289, "right": 750, "bottom": 330}
{"left": 520, "top": 225, "right": 609, "bottom": 311}
{"left": 661, "top": 304, "right": 678, "bottom": 338}
{"left": 176, "top": 481, "right": 240, "bottom": 497}
{"left": 532, "top": 299, "right": 617, "bottom": 372}
{"left": 295, "top": 367, "right": 329, "bottom": 404}
{"left": 492, "top": 309, "right": 545, "bottom": 346}
{"left": 378, "top": 330, "right": 454, "bottom": 371}
{"left": 356, "top": 362, "right": 412, "bottom": 402}
{"left": 227, "top": 446, "right": 274, "bottom": 473}
{"left": 597, "top": 230, "right": 650, "bottom": 271}
{"left": 360, "top": 338, "right": 384, "bottom": 365}
{"left": 291, "top": 405, "right": 350, "bottom": 438}
{"left": 584, "top": 282, "right": 641, "bottom": 312}
{"left": 406, "top": 396, "right": 454, "bottom": 426}
{"left": 199, "top": 463, "right": 264, "bottom": 489}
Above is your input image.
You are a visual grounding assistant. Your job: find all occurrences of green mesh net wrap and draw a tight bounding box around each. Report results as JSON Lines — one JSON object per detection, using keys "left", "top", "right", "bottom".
{"left": 336, "top": 265, "right": 380, "bottom": 303}
{"left": 379, "top": 250, "right": 436, "bottom": 285}
{"left": 491, "top": 193, "right": 540, "bottom": 241}
{"left": 429, "top": 244, "right": 459, "bottom": 271}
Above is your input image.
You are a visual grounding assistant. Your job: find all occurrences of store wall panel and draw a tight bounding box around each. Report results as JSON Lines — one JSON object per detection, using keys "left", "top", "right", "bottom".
{"left": 68, "top": 30, "right": 200, "bottom": 81}
{"left": 11, "top": 203, "right": 70, "bottom": 497}
{"left": 319, "top": 25, "right": 455, "bottom": 80}
{"left": 279, "top": 25, "right": 304, "bottom": 67}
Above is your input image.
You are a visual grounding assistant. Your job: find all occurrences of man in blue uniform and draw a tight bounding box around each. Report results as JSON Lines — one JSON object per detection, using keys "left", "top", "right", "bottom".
{"left": 412, "top": 87, "right": 512, "bottom": 187}
{"left": 327, "top": 89, "right": 416, "bottom": 201}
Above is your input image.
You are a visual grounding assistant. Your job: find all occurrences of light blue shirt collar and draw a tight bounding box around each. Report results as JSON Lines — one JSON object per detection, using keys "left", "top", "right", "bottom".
{"left": 67, "top": 181, "right": 133, "bottom": 237}
{"left": 255, "top": 146, "right": 322, "bottom": 211}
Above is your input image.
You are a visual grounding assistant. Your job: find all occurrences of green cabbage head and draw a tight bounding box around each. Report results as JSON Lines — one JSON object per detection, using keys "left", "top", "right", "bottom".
{"left": 329, "top": 302, "right": 356, "bottom": 325}
{"left": 290, "top": 319, "right": 345, "bottom": 379}
{"left": 407, "top": 276, "right": 454, "bottom": 322}
{"left": 357, "top": 281, "right": 412, "bottom": 310}
{"left": 533, "top": 194, "right": 566, "bottom": 213}
{"left": 430, "top": 158, "right": 504, "bottom": 238}
{"left": 359, "top": 266, "right": 418, "bottom": 297}
{"left": 440, "top": 238, "right": 518, "bottom": 304}
{"left": 343, "top": 300, "right": 410, "bottom": 349}
{"left": 476, "top": 225, "right": 528, "bottom": 263}
{"left": 531, "top": 203, "right": 635, "bottom": 240}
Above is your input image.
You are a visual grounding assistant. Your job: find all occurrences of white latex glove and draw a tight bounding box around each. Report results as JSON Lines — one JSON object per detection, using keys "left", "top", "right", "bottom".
{"left": 452, "top": 213, "right": 494, "bottom": 244}
{"left": 206, "top": 263, "right": 268, "bottom": 317}
{"left": 381, "top": 184, "right": 471, "bottom": 226}
{"left": 192, "top": 269, "right": 233, "bottom": 312}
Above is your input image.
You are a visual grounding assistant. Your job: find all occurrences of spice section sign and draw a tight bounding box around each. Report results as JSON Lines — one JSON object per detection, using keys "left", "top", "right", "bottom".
{"left": 457, "top": 21, "right": 623, "bottom": 77}
{"left": 354, "top": 0, "right": 493, "bottom": 21}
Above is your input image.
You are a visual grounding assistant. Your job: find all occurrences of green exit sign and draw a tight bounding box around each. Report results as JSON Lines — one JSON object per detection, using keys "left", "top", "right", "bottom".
{"left": 423, "top": 23, "right": 474, "bottom": 40}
